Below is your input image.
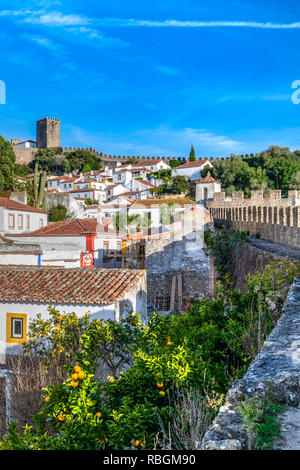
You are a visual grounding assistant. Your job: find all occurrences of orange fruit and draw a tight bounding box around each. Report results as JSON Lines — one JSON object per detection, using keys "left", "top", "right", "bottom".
{"left": 78, "top": 371, "right": 85, "bottom": 380}
{"left": 45, "top": 396, "right": 50, "bottom": 403}
{"left": 74, "top": 365, "right": 81, "bottom": 373}
{"left": 71, "top": 381, "right": 79, "bottom": 388}
{"left": 72, "top": 373, "right": 78, "bottom": 381}
{"left": 96, "top": 412, "right": 102, "bottom": 418}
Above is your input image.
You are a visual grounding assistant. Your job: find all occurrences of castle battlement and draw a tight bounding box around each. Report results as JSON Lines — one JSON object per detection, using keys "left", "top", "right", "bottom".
{"left": 208, "top": 190, "right": 300, "bottom": 249}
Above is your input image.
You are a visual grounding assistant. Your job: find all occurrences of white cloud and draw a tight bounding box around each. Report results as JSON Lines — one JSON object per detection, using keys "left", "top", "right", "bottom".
{"left": 94, "top": 18, "right": 300, "bottom": 30}
{"left": 0, "top": 9, "right": 129, "bottom": 47}
{"left": 64, "top": 124, "right": 242, "bottom": 157}
{"left": 23, "top": 11, "right": 90, "bottom": 26}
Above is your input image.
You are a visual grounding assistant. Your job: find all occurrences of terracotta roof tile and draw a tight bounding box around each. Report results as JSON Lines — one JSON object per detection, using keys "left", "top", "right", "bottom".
{"left": 194, "top": 173, "right": 221, "bottom": 184}
{"left": 0, "top": 197, "right": 47, "bottom": 214}
{"left": 130, "top": 198, "right": 196, "bottom": 208}
{"left": 0, "top": 266, "right": 145, "bottom": 305}
{"left": 6, "top": 219, "right": 98, "bottom": 237}
{"left": 174, "top": 160, "right": 209, "bottom": 169}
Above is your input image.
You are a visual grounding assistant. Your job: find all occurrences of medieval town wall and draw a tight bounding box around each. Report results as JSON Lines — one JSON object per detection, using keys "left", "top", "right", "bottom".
{"left": 208, "top": 190, "right": 300, "bottom": 249}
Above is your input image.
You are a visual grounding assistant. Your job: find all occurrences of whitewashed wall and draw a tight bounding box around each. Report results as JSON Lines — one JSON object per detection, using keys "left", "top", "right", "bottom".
{"left": 172, "top": 161, "right": 212, "bottom": 181}
{"left": 0, "top": 301, "right": 116, "bottom": 361}
{"left": 0, "top": 208, "right": 48, "bottom": 235}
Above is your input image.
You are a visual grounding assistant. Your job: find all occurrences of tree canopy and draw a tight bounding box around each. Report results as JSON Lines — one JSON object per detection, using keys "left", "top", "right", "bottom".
{"left": 201, "top": 146, "right": 300, "bottom": 196}
{"left": 30, "top": 148, "right": 102, "bottom": 175}
{"left": 189, "top": 144, "right": 196, "bottom": 162}
{"left": 0, "top": 136, "right": 16, "bottom": 191}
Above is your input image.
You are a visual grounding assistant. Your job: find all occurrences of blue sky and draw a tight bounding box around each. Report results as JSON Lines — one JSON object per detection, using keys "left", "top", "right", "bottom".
{"left": 1, "top": 0, "right": 300, "bottom": 157}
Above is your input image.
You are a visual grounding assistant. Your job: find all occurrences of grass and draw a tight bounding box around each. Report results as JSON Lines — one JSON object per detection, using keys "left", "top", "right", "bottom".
{"left": 238, "top": 391, "right": 286, "bottom": 450}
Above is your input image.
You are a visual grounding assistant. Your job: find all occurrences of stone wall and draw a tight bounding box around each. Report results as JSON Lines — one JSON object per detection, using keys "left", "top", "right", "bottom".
{"left": 12, "top": 146, "right": 38, "bottom": 165}
{"left": 208, "top": 190, "right": 300, "bottom": 249}
{"left": 45, "top": 192, "right": 84, "bottom": 218}
{"left": 144, "top": 228, "right": 214, "bottom": 310}
{"left": 201, "top": 277, "right": 300, "bottom": 450}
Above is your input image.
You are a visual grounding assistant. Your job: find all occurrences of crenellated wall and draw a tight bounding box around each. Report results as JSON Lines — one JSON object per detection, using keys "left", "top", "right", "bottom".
{"left": 208, "top": 190, "right": 300, "bottom": 249}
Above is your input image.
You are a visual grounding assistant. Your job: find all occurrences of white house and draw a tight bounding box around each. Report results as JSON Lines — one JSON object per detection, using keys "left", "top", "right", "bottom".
{"left": 74, "top": 178, "right": 106, "bottom": 192}
{"left": 113, "top": 169, "right": 132, "bottom": 187}
{"left": 132, "top": 160, "right": 170, "bottom": 172}
{"left": 0, "top": 266, "right": 147, "bottom": 359}
{"left": 195, "top": 173, "right": 221, "bottom": 204}
{"left": 105, "top": 184, "right": 126, "bottom": 201}
{"left": 124, "top": 179, "right": 156, "bottom": 193}
{"left": 0, "top": 240, "right": 43, "bottom": 267}
{"left": 128, "top": 198, "right": 196, "bottom": 228}
{"left": 47, "top": 176, "right": 80, "bottom": 192}
{"left": 6, "top": 218, "right": 128, "bottom": 269}
{"left": 0, "top": 197, "right": 48, "bottom": 235}
{"left": 14, "top": 140, "right": 37, "bottom": 148}
{"left": 70, "top": 188, "right": 106, "bottom": 204}
{"left": 171, "top": 160, "right": 213, "bottom": 181}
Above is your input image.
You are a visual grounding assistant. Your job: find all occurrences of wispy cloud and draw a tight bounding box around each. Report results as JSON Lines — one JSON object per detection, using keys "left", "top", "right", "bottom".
{"left": 3, "top": 9, "right": 300, "bottom": 30}
{"left": 94, "top": 18, "right": 300, "bottom": 30}
{"left": 65, "top": 124, "right": 242, "bottom": 157}
{"left": 0, "top": 9, "right": 129, "bottom": 47}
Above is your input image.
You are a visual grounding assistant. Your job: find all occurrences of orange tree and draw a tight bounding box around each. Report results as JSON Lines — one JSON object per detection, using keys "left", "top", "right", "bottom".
{"left": 1, "top": 258, "right": 299, "bottom": 450}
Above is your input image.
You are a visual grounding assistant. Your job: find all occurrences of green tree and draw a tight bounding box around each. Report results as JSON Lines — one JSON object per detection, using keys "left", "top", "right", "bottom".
{"left": 30, "top": 147, "right": 63, "bottom": 174}
{"left": 169, "top": 175, "right": 189, "bottom": 194}
{"left": 0, "top": 136, "right": 16, "bottom": 191}
{"left": 204, "top": 146, "right": 300, "bottom": 195}
{"left": 64, "top": 150, "right": 101, "bottom": 173}
{"left": 49, "top": 203, "right": 68, "bottom": 222}
{"left": 189, "top": 144, "right": 196, "bottom": 162}
{"left": 170, "top": 159, "right": 182, "bottom": 168}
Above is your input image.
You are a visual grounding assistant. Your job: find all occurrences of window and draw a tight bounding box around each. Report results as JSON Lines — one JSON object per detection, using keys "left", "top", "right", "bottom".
{"left": 117, "top": 241, "right": 122, "bottom": 252}
{"left": 39, "top": 218, "right": 44, "bottom": 228}
{"left": 8, "top": 214, "right": 15, "bottom": 229}
{"left": 64, "top": 184, "right": 67, "bottom": 188}
{"left": 6, "top": 313, "right": 27, "bottom": 344}
{"left": 26, "top": 215, "right": 30, "bottom": 230}
{"left": 18, "top": 214, "right": 23, "bottom": 229}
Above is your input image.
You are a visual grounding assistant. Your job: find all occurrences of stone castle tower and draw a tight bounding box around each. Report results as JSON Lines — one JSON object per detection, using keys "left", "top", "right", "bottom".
{"left": 36, "top": 117, "right": 60, "bottom": 148}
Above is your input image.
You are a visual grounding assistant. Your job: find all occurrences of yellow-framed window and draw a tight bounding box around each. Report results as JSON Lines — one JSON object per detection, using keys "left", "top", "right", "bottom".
{"left": 6, "top": 313, "right": 27, "bottom": 344}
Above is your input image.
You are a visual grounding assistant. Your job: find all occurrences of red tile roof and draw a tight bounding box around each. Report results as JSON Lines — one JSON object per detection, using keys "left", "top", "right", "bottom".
{"left": 6, "top": 218, "right": 119, "bottom": 237}
{"left": 0, "top": 266, "right": 145, "bottom": 305}
{"left": 0, "top": 197, "right": 47, "bottom": 214}
{"left": 130, "top": 198, "right": 196, "bottom": 208}
{"left": 195, "top": 173, "right": 221, "bottom": 184}
{"left": 135, "top": 179, "right": 156, "bottom": 187}
{"left": 7, "top": 219, "right": 98, "bottom": 237}
{"left": 173, "top": 160, "right": 210, "bottom": 169}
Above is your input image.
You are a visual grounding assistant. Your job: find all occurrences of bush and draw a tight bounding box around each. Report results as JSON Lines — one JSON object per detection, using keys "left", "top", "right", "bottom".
{"left": 2, "top": 257, "right": 298, "bottom": 450}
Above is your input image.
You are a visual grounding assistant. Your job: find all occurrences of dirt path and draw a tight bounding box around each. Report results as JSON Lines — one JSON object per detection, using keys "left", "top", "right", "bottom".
{"left": 274, "top": 407, "right": 300, "bottom": 450}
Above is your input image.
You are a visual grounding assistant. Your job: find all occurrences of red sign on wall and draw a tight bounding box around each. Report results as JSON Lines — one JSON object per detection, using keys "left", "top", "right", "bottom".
{"left": 81, "top": 252, "right": 94, "bottom": 268}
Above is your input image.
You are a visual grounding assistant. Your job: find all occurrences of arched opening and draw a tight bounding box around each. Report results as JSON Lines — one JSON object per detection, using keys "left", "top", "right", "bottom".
{"left": 203, "top": 187, "right": 208, "bottom": 200}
